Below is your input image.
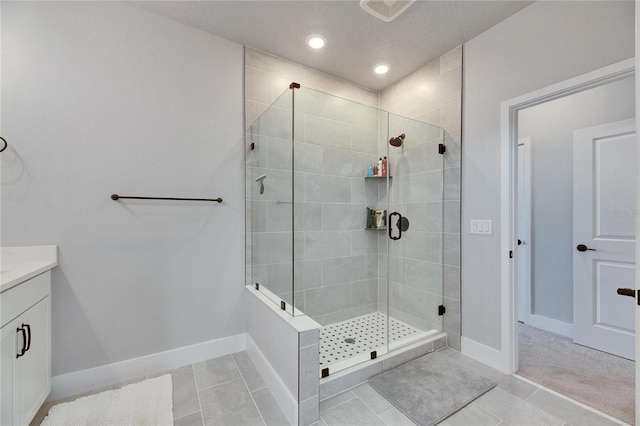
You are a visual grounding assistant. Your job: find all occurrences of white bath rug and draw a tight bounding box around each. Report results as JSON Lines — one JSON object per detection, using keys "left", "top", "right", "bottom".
{"left": 42, "top": 374, "right": 173, "bottom": 426}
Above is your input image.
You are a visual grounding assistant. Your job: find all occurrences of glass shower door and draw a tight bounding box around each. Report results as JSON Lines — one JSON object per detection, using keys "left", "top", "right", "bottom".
{"left": 289, "top": 86, "right": 393, "bottom": 374}
{"left": 385, "top": 113, "right": 445, "bottom": 349}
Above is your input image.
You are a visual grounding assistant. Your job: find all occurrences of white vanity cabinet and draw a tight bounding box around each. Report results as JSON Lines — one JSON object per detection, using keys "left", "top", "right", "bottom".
{"left": 1, "top": 271, "right": 52, "bottom": 426}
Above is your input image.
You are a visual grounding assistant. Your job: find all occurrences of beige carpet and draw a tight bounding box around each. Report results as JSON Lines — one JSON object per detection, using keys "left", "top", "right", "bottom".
{"left": 518, "top": 323, "right": 634, "bottom": 424}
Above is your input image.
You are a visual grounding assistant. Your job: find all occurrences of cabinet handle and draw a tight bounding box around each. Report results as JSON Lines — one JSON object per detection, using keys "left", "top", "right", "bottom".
{"left": 24, "top": 324, "right": 31, "bottom": 352}
{"left": 16, "top": 325, "right": 28, "bottom": 358}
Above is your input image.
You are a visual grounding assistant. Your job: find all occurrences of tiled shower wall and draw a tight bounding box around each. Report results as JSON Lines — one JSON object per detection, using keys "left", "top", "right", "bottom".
{"left": 245, "top": 47, "right": 378, "bottom": 126}
{"left": 245, "top": 48, "right": 382, "bottom": 324}
{"left": 380, "top": 46, "right": 463, "bottom": 350}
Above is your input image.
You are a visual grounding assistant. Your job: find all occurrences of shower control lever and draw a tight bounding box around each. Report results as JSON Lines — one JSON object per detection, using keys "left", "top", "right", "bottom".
{"left": 576, "top": 244, "right": 595, "bottom": 252}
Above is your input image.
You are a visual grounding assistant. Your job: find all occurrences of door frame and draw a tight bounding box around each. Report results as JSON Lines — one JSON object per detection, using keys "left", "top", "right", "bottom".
{"left": 517, "top": 138, "right": 532, "bottom": 325}
{"left": 499, "top": 58, "right": 635, "bottom": 374}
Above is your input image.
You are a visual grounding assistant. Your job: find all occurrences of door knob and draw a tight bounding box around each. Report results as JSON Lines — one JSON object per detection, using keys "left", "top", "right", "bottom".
{"left": 576, "top": 244, "right": 595, "bottom": 252}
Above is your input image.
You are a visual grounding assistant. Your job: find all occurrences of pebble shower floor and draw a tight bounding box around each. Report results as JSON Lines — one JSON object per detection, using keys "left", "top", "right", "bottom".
{"left": 319, "top": 312, "right": 421, "bottom": 367}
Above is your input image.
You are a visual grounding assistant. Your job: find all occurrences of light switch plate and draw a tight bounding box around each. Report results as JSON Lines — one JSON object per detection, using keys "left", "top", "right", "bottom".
{"left": 470, "top": 220, "right": 492, "bottom": 235}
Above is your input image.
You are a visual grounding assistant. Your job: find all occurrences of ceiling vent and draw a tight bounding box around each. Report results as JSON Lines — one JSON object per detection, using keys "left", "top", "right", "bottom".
{"left": 359, "top": 0, "right": 416, "bottom": 22}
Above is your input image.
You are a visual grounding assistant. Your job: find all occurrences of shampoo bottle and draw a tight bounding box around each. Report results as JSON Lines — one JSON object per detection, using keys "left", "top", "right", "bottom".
{"left": 382, "top": 156, "right": 388, "bottom": 177}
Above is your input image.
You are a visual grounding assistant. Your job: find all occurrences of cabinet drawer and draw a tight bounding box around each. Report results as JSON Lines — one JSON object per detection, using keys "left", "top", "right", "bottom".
{"left": 1, "top": 272, "right": 51, "bottom": 328}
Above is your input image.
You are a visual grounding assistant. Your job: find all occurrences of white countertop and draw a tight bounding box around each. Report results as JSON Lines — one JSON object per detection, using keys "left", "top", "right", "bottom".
{"left": 0, "top": 246, "right": 58, "bottom": 293}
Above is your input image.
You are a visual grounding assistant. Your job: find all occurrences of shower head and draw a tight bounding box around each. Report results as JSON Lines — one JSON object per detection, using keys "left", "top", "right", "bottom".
{"left": 389, "top": 133, "right": 405, "bottom": 147}
{"left": 255, "top": 174, "right": 266, "bottom": 195}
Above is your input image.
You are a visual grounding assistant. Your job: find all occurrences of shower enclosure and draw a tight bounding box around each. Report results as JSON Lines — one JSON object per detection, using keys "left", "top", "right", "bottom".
{"left": 246, "top": 83, "right": 445, "bottom": 376}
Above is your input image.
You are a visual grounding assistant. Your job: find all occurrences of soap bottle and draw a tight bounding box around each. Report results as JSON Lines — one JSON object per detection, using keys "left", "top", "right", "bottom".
{"left": 368, "top": 164, "right": 374, "bottom": 177}
{"left": 382, "top": 156, "right": 388, "bottom": 177}
{"left": 377, "top": 158, "right": 383, "bottom": 176}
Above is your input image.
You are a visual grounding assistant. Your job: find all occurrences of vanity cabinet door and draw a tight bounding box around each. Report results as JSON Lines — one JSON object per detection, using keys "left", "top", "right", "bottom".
{"left": 0, "top": 295, "right": 51, "bottom": 426}
{"left": 1, "top": 323, "right": 17, "bottom": 425}
{"left": 16, "top": 296, "right": 51, "bottom": 426}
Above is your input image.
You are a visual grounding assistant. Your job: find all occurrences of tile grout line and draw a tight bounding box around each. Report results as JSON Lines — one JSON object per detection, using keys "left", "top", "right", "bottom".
{"left": 524, "top": 387, "right": 541, "bottom": 401}
{"left": 319, "top": 392, "right": 357, "bottom": 415}
{"left": 174, "top": 409, "right": 202, "bottom": 422}
{"left": 196, "top": 376, "right": 247, "bottom": 393}
{"left": 378, "top": 404, "right": 402, "bottom": 418}
{"left": 361, "top": 391, "right": 405, "bottom": 425}
{"left": 350, "top": 385, "right": 397, "bottom": 425}
{"left": 467, "top": 401, "right": 505, "bottom": 426}
{"left": 231, "top": 353, "right": 268, "bottom": 426}
{"left": 191, "top": 363, "right": 205, "bottom": 426}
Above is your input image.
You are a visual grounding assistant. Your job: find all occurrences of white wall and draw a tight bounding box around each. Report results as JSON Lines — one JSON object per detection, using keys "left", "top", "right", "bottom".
{"left": 462, "top": 0, "right": 635, "bottom": 350}
{"left": 1, "top": 2, "right": 245, "bottom": 376}
{"left": 518, "top": 76, "right": 635, "bottom": 325}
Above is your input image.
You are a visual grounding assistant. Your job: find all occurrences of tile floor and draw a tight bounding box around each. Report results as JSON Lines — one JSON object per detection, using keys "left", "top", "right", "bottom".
{"left": 32, "top": 348, "right": 624, "bottom": 426}
{"left": 32, "top": 351, "right": 289, "bottom": 426}
{"left": 319, "top": 348, "right": 623, "bottom": 426}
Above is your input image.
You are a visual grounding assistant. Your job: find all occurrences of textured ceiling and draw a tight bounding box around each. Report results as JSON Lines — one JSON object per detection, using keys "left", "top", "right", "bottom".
{"left": 132, "top": 1, "right": 533, "bottom": 91}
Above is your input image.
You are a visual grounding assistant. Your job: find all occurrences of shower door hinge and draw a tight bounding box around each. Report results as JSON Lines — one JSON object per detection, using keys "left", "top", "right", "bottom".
{"left": 321, "top": 368, "right": 329, "bottom": 378}
{"left": 438, "top": 305, "right": 446, "bottom": 316}
{"left": 255, "top": 282, "right": 259, "bottom": 290}
{"left": 509, "top": 250, "right": 513, "bottom": 259}
{"left": 438, "top": 144, "right": 446, "bottom": 155}
{"left": 370, "top": 351, "right": 377, "bottom": 360}
{"left": 280, "top": 301, "right": 286, "bottom": 311}
{"left": 250, "top": 142, "right": 255, "bottom": 151}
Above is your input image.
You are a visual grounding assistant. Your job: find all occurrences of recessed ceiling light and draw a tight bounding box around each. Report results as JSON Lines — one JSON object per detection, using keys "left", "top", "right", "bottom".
{"left": 307, "top": 34, "right": 326, "bottom": 49}
{"left": 373, "top": 64, "right": 390, "bottom": 75}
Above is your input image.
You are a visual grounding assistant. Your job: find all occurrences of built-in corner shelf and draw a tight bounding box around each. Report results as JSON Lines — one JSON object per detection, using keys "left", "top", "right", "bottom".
{"left": 364, "top": 176, "right": 392, "bottom": 180}
{"left": 366, "top": 207, "right": 387, "bottom": 231}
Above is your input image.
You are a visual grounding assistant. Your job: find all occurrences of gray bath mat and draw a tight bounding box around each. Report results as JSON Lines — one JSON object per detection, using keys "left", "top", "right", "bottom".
{"left": 369, "top": 351, "right": 496, "bottom": 426}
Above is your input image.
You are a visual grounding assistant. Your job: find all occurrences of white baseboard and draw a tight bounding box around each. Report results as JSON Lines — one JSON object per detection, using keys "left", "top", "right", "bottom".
{"left": 526, "top": 314, "right": 573, "bottom": 338}
{"left": 50, "top": 333, "right": 246, "bottom": 401}
{"left": 246, "top": 335, "right": 297, "bottom": 426}
{"left": 461, "top": 336, "right": 508, "bottom": 373}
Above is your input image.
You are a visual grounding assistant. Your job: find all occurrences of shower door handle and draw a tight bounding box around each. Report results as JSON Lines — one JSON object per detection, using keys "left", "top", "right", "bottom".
{"left": 389, "top": 212, "right": 402, "bottom": 240}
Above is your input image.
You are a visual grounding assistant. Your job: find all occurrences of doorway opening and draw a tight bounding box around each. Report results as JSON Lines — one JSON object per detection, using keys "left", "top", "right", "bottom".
{"left": 500, "top": 58, "right": 636, "bottom": 424}
{"left": 516, "top": 78, "right": 635, "bottom": 423}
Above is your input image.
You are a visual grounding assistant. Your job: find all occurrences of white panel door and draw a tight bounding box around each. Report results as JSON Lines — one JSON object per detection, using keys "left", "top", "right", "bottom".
{"left": 573, "top": 118, "right": 636, "bottom": 360}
